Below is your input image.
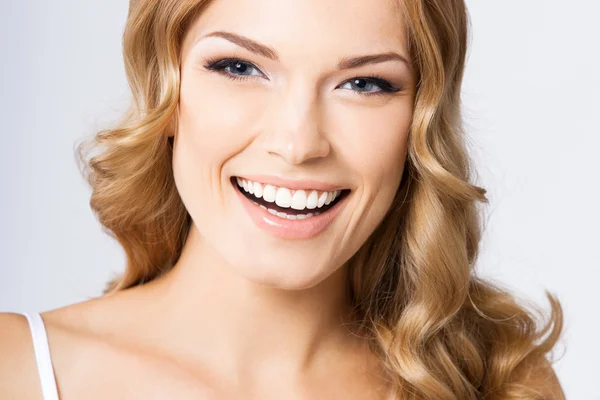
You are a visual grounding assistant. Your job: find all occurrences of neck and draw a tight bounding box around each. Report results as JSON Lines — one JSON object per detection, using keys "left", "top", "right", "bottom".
{"left": 139, "top": 224, "right": 362, "bottom": 382}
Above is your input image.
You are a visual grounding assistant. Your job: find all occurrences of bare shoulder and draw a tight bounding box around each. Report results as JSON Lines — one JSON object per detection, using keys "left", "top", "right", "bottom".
{"left": 0, "top": 295, "right": 130, "bottom": 399}
{"left": 0, "top": 312, "right": 43, "bottom": 399}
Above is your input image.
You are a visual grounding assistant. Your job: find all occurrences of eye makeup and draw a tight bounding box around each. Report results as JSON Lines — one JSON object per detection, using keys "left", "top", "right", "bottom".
{"left": 202, "top": 56, "right": 404, "bottom": 97}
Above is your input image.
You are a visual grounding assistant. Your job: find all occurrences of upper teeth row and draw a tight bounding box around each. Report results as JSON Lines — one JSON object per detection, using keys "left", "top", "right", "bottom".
{"left": 236, "top": 177, "right": 342, "bottom": 211}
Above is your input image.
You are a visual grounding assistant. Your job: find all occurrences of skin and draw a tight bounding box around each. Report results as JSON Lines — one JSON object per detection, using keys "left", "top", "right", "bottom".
{"left": 0, "top": 0, "right": 414, "bottom": 398}
{"left": 0, "top": 0, "right": 565, "bottom": 398}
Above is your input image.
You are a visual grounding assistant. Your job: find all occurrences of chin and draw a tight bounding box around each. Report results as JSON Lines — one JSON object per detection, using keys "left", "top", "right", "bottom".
{"left": 226, "top": 250, "right": 341, "bottom": 291}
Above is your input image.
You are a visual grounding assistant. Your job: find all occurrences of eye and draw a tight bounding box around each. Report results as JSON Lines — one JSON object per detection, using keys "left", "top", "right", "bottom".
{"left": 203, "top": 57, "right": 403, "bottom": 97}
{"left": 337, "top": 76, "right": 402, "bottom": 97}
{"left": 203, "top": 57, "right": 265, "bottom": 81}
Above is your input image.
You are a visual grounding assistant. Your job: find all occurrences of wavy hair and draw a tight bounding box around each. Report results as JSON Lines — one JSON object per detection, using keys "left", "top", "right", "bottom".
{"left": 76, "top": 0, "right": 564, "bottom": 398}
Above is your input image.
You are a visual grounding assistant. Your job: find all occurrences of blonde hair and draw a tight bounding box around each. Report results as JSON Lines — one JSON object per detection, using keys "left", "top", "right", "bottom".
{"left": 76, "top": 0, "right": 564, "bottom": 398}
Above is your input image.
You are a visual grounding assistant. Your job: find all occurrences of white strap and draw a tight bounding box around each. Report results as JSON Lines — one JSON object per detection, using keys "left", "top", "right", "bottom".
{"left": 23, "top": 312, "right": 59, "bottom": 400}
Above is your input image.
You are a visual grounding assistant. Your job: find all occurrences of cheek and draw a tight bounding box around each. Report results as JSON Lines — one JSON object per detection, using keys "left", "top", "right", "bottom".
{"left": 172, "top": 73, "right": 270, "bottom": 225}
{"left": 333, "top": 102, "right": 411, "bottom": 190}
{"left": 176, "top": 72, "right": 266, "bottom": 162}
{"left": 326, "top": 103, "right": 411, "bottom": 249}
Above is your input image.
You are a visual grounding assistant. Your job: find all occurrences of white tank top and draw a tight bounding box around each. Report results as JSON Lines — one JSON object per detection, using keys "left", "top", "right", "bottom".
{"left": 22, "top": 312, "right": 60, "bottom": 400}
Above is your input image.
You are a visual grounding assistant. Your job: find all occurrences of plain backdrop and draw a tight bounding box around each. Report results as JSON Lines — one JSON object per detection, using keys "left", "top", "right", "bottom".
{"left": 1, "top": 1, "right": 598, "bottom": 398}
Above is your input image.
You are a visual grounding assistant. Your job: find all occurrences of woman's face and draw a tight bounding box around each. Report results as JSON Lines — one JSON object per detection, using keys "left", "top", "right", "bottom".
{"left": 174, "top": 0, "right": 415, "bottom": 289}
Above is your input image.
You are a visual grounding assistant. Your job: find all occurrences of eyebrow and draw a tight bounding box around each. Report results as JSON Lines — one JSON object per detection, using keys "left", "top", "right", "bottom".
{"left": 199, "top": 30, "right": 411, "bottom": 70}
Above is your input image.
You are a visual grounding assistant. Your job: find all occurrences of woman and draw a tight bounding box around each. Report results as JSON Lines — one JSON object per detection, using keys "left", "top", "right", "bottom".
{"left": 0, "top": 0, "right": 564, "bottom": 398}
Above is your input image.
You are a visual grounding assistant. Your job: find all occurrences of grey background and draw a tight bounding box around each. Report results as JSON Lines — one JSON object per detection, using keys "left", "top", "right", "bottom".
{"left": 1, "top": 1, "right": 598, "bottom": 397}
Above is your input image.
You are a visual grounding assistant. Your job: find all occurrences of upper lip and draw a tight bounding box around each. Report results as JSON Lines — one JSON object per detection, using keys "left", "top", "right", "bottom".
{"left": 233, "top": 174, "right": 348, "bottom": 192}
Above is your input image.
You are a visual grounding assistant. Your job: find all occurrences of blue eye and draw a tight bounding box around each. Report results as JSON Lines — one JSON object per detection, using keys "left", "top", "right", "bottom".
{"left": 204, "top": 58, "right": 264, "bottom": 80}
{"left": 338, "top": 77, "right": 400, "bottom": 96}
{"left": 203, "top": 57, "right": 402, "bottom": 97}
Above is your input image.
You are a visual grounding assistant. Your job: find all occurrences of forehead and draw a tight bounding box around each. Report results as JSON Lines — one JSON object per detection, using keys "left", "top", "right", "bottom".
{"left": 184, "top": 0, "right": 408, "bottom": 61}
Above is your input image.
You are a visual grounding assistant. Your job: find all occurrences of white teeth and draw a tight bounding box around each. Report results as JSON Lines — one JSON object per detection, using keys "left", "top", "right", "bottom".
{"left": 291, "top": 190, "right": 307, "bottom": 210}
{"left": 253, "top": 181, "right": 262, "bottom": 198}
{"left": 236, "top": 177, "right": 344, "bottom": 210}
{"left": 306, "top": 190, "right": 318, "bottom": 209}
{"left": 263, "top": 184, "right": 277, "bottom": 203}
{"left": 275, "top": 188, "right": 292, "bottom": 208}
{"left": 262, "top": 207, "right": 320, "bottom": 220}
{"left": 317, "top": 192, "right": 327, "bottom": 208}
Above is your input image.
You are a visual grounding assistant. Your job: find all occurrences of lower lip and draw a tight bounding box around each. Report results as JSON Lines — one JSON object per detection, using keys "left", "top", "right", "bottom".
{"left": 233, "top": 182, "right": 348, "bottom": 240}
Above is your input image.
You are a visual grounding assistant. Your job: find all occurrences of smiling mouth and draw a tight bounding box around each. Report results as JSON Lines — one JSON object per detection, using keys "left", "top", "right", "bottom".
{"left": 230, "top": 176, "right": 350, "bottom": 218}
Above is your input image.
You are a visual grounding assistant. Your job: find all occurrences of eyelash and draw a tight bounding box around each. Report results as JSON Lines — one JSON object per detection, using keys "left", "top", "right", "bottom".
{"left": 202, "top": 57, "right": 403, "bottom": 97}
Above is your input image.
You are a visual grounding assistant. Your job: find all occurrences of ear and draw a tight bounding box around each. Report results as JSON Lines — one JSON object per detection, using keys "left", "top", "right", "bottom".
{"left": 166, "top": 118, "right": 176, "bottom": 139}
{"left": 165, "top": 106, "right": 179, "bottom": 139}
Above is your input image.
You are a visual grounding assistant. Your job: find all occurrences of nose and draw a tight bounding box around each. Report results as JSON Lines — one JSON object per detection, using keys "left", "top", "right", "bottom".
{"left": 261, "top": 81, "right": 331, "bottom": 165}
